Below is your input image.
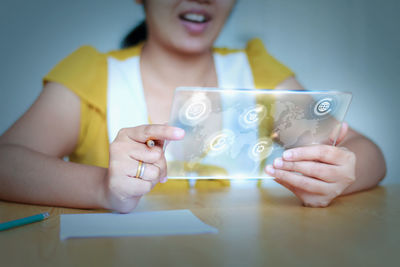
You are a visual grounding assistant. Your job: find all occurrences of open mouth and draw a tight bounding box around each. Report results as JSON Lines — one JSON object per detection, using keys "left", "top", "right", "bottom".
{"left": 179, "top": 12, "right": 211, "bottom": 24}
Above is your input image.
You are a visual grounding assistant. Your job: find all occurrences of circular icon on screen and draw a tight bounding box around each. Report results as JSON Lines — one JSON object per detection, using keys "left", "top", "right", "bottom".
{"left": 248, "top": 138, "right": 273, "bottom": 161}
{"left": 205, "top": 130, "right": 235, "bottom": 156}
{"left": 179, "top": 93, "right": 211, "bottom": 126}
{"left": 186, "top": 102, "right": 207, "bottom": 120}
{"left": 239, "top": 105, "right": 267, "bottom": 129}
{"left": 314, "top": 98, "right": 334, "bottom": 116}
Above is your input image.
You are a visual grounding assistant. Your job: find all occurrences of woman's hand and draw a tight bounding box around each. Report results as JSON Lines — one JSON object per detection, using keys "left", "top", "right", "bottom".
{"left": 103, "top": 124, "right": 184, "bottom": 213}
{"left": 265, "top": 123, "right": 356, "bottom": 207}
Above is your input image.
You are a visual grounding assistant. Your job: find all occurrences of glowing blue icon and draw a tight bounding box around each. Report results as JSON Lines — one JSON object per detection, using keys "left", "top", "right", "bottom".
{"left": 239, "top": 105, "right": 267, "bottom": 129}
{"left": 179, "top": 93, "right": 211, "bottom": 126}
{"left": 248, "top": 138, "right": 273, "bottom": 161}
{"left": 314, "top": 98, "right": 333, "bottom": 116}
{"left": 205, "top": 130, "right": 235, "bottom": 156}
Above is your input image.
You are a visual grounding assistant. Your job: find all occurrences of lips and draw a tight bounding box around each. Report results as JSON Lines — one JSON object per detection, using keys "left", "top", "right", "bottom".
{"left": 178, "top": 10, "right": 212, "bottom": 34}
{"left": 179, "top": 12, "right": 211, "bottom": 23}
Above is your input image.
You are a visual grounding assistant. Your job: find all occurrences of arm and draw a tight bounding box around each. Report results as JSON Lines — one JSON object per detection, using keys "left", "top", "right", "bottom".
{"left": 0, "top": 82, "right": 108, "bottom": 208}
{"left": 0, "top": 82, "right": 184, "bottom": 212}
{"left": 340, "top": 128, "right": 386, "bottom": 194}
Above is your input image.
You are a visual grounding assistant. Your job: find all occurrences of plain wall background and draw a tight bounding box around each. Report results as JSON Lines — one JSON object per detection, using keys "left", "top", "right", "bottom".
{"left": 1, "top": 0, "right": 399, "bottom": 183}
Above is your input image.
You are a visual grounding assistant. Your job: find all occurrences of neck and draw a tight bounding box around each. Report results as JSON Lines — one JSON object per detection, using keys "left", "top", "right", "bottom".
{"left": 140, "top": 38, "right": 216, "bottom": 89}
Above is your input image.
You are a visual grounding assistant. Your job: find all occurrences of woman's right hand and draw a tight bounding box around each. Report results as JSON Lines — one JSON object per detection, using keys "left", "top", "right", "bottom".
{"left": 103, "top": 124, "right": 185, "bottom": 213}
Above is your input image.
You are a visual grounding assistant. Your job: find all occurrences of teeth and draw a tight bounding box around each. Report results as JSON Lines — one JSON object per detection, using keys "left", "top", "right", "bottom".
{"left": 183, "top": 13, "right": 206, "bottom": 23}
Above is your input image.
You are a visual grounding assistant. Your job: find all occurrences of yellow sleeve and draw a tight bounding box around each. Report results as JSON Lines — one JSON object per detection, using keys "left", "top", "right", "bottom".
{"left": 43, "top": 46, "right": 107, "bottom": 115}
{"left": 246, "top": 38, "right": 294, "bottom": 89}
{"left": 43, "top": 46, "right": 109, "bottom": 168}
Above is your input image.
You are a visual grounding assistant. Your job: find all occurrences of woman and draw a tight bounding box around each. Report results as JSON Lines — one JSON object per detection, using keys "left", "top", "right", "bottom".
{"left": 0, "top": 0, "right": 386, "bottom": 212}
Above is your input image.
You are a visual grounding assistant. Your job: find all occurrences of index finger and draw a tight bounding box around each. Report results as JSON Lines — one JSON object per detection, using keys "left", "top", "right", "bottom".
{"left": 122, "top": 124, "right": 185, "bottom": 143}
{"left": 282, "top": 145, "right": 348, "bottom": 165}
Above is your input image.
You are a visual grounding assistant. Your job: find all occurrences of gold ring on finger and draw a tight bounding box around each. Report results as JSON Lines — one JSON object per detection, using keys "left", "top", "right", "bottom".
{"left": 135, "top": 160, "right": 145, "bottom": 179}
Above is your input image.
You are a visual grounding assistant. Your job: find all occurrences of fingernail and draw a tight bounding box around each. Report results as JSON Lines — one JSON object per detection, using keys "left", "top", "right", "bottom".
{"left": 283, "top": 150, "right": 293, "bottom": 160}
{"left": 174, "top": 128, "right": 185, "bottom": 138}
{"left": 160, "top": 176, "right": 168, "bottom": 183}
{"left": 265, "top": 165, "right": 275, "bottom": 175}
{"left": 274, "top": 158, "right": 283, "bottom": 168}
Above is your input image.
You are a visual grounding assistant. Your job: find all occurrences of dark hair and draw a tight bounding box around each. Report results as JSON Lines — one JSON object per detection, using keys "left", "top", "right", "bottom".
{"left": 121, "top": 20, "right": 147, "bottom": 49}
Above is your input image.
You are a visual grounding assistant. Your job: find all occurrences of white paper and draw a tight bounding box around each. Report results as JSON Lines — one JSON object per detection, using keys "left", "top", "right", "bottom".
{"left": 60, "top": 209, "right": 218, "bottom": 240}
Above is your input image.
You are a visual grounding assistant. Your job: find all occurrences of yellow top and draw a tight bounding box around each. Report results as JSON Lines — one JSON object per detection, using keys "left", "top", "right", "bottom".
{"left": 43, "top": 38, "right": 293, "bottom": 191}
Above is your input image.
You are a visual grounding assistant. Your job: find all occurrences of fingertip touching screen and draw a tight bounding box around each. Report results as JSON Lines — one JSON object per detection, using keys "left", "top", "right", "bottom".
{"left": 165, "top": 87, "right": 352, "bottom": 179}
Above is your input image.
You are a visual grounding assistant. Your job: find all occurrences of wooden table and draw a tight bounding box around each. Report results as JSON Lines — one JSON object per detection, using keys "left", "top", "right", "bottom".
{"left": 1, "top": 183, "right": 399, "bottom": 267}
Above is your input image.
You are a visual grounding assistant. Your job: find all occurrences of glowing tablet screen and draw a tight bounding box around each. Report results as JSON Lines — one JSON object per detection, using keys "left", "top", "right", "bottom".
{"left": 165, "top": 87, "right": 352, "bottom": 179}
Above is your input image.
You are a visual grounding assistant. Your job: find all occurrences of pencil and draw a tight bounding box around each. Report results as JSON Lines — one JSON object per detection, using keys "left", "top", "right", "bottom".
{"left": 0, "top": 212, "right": 50, "bottom": 231}
{"left": 146, "top": 139, "right": 155, "bottom": 148}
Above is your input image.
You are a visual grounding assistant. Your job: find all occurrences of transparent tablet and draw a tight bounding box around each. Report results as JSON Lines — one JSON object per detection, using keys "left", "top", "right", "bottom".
{"left": 165, "top": 87, "right": 352, "bottom": 179}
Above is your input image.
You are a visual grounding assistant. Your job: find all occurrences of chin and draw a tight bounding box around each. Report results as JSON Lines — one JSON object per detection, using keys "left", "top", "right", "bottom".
{"left": 170, "top": 38, "right": 215, "bottom": 55}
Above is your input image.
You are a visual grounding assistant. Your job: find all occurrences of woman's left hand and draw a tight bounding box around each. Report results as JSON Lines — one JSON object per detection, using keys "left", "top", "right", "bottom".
{"left": 265, "top": 123, "right": 356, "bottom": 207}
